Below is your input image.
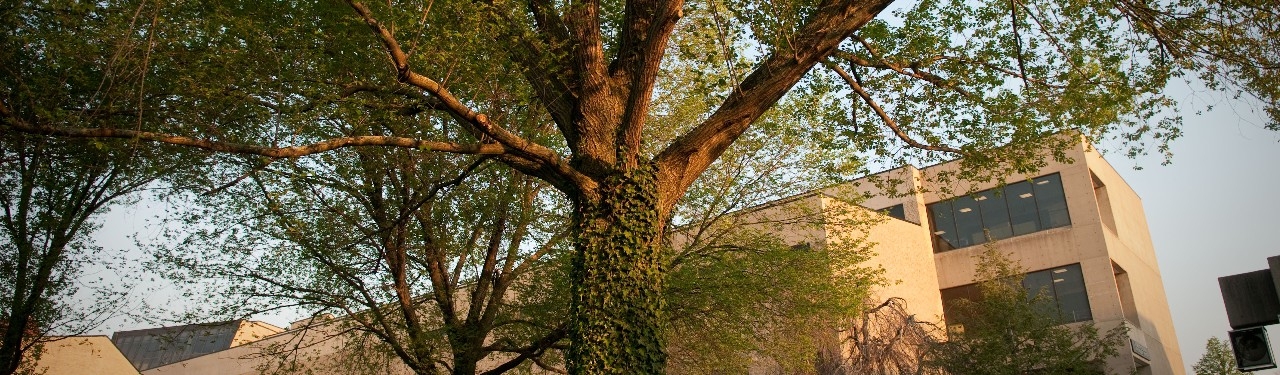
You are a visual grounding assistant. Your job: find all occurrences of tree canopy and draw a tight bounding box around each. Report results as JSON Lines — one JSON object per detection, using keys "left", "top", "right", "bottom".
{"left": 2, "top": 0, "right": 1278, "bottom": 373}
{"left": 1193, "top": 337, "right": 1247, "bottom": 375}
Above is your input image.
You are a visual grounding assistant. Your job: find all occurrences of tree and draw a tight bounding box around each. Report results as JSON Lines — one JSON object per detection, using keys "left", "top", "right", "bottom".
{"left": 830, "top": 297, "right": 942, "bottom": 375}
{"left": 154, "top": 93, "right": 882, "bottom": 374}
{"left": 0, "top": 2, "right": 201, "bottom": 373}
{"left": 1193, "top": 337, "right": 1247, "bottom": 375}
{"left": 153, "top": 152, "right": 571, "bottom": 375}
{"left": 924, "top": 248, "right": 1126, "bottom": 375}
{"left": 3, "top": 0, "right": 1279, "bottom": 373}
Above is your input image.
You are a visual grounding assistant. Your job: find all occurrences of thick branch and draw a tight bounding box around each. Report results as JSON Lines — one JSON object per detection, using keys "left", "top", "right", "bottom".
{"left": 481, "top": 0, "right": 576, "bottom": 135}
{"left": 2, "top": 121, "right": 505, "bottom": 158}
{"left": 347, "top": 1, "right": 597, "bottom": 195}
{"left": 561, "top": 0, "right": 625, "bottom": 175}
{"left": 615, "top": 0, "right": 685, "bottom": 169}
{"left": 654, "top": 0, "right": 895, "bottom": 214}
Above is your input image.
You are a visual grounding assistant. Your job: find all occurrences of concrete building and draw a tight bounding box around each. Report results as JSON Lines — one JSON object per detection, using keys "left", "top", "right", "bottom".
{"left": 735, "top": 138, "right": 1184, "bottom": 374}
{"left": 112, "top": 320, "right": 284, "bottom": 371}
{"left": 32, "top": 336, "right": 140, "bottom": 375}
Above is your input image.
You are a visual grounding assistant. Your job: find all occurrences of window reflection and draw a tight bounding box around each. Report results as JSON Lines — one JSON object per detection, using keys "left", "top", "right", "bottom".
{"left": 940, "top": 263, "right": 1093, "bottom": 326}
{"left": 927, "top": 173, "right": 1071, "bottom": 252}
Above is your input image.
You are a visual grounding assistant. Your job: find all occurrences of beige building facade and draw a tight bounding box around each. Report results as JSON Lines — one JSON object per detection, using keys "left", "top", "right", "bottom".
{"left": 33, "top": 336, "right": 140, "bottom": 375}
{"left": 722, "top": 138, "right": 1183, "bottom": 374}
{"left": 824, "top": 139, "right": 1183, "bottom": 374}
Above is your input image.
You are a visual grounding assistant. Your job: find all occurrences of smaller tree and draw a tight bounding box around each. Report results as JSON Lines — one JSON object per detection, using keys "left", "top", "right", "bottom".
{"left": 925, "top": 247, "right": 1126, "bottom": 375}
{"left": 1194, "top": 337, "right": 1247, "bottom": 375}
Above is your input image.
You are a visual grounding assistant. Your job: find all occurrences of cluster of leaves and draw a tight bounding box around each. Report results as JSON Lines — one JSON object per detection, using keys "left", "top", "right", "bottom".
{"left": 924, "top": 247, "right": 1126, "bottom": 375}
{"left": 1192, "top": 336, "right": 1246, "bottom": 375}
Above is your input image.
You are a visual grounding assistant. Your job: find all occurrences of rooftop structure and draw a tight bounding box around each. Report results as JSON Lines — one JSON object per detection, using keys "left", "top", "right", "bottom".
{"left": 111, "top": 320, "right": 283, "bottom": 371}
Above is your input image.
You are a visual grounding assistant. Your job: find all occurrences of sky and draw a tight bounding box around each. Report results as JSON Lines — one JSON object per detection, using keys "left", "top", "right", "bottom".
{"left": 82, "top": 86, "right": 1280, "bottom": 373}
{"left": 1109, "top": 89, "right": 1280, "bottom": 372}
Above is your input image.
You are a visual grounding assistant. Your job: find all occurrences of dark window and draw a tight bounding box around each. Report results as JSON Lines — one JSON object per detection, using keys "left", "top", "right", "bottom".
{"left": 880, "top": 204, "right": 906, "bottom": 221}
{"left": 930, "top": 200, "right": 960, "bottom": 252}
{"left": 952, "top": 195, "right": 984, "bottom": 247}
{"left": 1005, "top": 181, "right": 1041, "bottom": 236}
{"left": 1034, "top": 174, "right": 1071, "bottom": 229}
{"left": 978, "top": 190, "right": 1013, "bottom": 239}
{"left": 940, "top": 283, "right": 981, "bottom": 324}
{"left": 927, "top": 173, "right": 1072, "bottom": 252}
{"left": 1047, "top": 264, "right": 1092, "bottom": 322}
{"left": 940, "top": 263, "right": 1093, "bottom": 326}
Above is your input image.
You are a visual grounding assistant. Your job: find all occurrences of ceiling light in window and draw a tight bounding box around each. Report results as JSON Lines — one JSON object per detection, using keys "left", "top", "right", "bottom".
{"left": 1053, "top": 269, "right": 1067, "bottom": 273}
{"left": 1053, "top": 279, "right": 1065, "bottom": 282}
{"left": 934, "top": 231, "right": 947, "bottom": 235}
{"left": 958, "top": 208, "right": 973, "bottom": 213}
{"left": 1036, "top": 180, "right": 1050, "bottom": 185}
{"left": 975, "top": 196, "right": 988, "bottom": 201}
{"left": 1019, "top": 193, "right": 1033, "bottom": 198}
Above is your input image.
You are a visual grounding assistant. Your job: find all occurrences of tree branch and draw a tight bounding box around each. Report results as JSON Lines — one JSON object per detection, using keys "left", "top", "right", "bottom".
{"left": 653, "top": 0, "right": 895, "bottom": 214}
{"left": 834, "top": 47, "right": 978, "bottom": 99}
{"left": 825, "top": 61, "right": 964, "bottom": 154}
{"left": 614, "top": 0, "right": 685, "bottom": 169}
{"left": 2, "top": 120, "right": 505, "bottom": 158}
{"left": 346, "top": 1, "right": 597, "bottom": 195}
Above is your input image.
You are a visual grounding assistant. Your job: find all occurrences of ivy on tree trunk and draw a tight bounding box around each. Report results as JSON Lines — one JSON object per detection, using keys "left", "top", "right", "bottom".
{"left": 568, "top": 164, "right": 666, "bottom": 375}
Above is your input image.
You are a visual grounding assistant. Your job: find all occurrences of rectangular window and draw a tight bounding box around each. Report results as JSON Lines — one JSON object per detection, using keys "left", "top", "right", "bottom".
{"left": 1048, "top": 264, "right": 1092, "bottom": 322}
{"left": 939, "top": 283, "right": 981, "bottom": 324}
{"left": 952, "top": 195, "right": 985, "bottom": 247}
{"left": 940, "top": 263, "right": 1093, "bottom": 326}
{"left": 927, "top": 173, "right": 1072, "bottom": 252}
{"left": 930, "top": 200, "right": 960, "bottom": 252}
{"left": 880, "top": 203, "right": 906, "bottom": 221}
{"left": 977, "top": 190, "right": 1013, "bottom": 239}
{"left": 1005, "top": 181, "right": 1041, "bottom": 236}
{"left": 1033, "top": 174, "right": 1071, "bottom": 229}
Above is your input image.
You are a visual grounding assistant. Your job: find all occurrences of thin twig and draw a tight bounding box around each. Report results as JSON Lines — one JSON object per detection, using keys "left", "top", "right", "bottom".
{"left": 824, "top": 61, "right": 964, "bottom": 154}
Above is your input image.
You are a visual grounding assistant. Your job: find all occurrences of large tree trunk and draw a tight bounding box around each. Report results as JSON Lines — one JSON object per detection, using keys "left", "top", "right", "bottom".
{"left": 0, "top": 311, "right": 33, "bottom": 375}
{"left": 567, "top": 165, "right": 666, "bottom": 375}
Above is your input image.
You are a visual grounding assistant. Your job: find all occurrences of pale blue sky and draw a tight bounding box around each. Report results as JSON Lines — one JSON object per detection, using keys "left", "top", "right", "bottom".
{"left": 1109, "top": 88, "right": 1280, "bottom": 372}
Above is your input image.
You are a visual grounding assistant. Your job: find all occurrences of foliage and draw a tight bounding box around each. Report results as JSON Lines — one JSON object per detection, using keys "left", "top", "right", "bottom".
{"left": 0, "top": 2, "right": 201, "bottom": 373}
{"left": 924, "top": 248, "right": 1126, "bottom": 375}
{"left": 3, "top": 0, "right": 1279, "bottom": 373}
{"left": 1193, "top": 337, "right": 1247, "bottom": 375}
{"left": 665, "top": 201, "right": 883, "bottom": 374}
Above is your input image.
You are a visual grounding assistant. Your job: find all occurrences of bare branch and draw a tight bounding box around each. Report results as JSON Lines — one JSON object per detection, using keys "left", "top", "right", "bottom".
{"left": 834, "top": 48, "right": 978, "bottom": 99}
{"left": 824, "top": 61, "right": 965, "bottom": 154}
{"left": 2, "top": 120, "right": 505, "bottom": 158}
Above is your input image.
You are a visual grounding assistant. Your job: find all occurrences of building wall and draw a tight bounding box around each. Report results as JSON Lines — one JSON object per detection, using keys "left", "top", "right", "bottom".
{"left": 822, "top": 196, "right": 944, "bottom": 324}
{"left": 230, "top": 321, "right": 284, "bottom": 348}
{"left": 903, "top": 140, "right": 1184, "bottom": 375}
{"left": 35, "top": 336, "right": 139, "bottom": 375}
{"left": 1084, "top": 147, "right": 1185, "bottom": 374}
